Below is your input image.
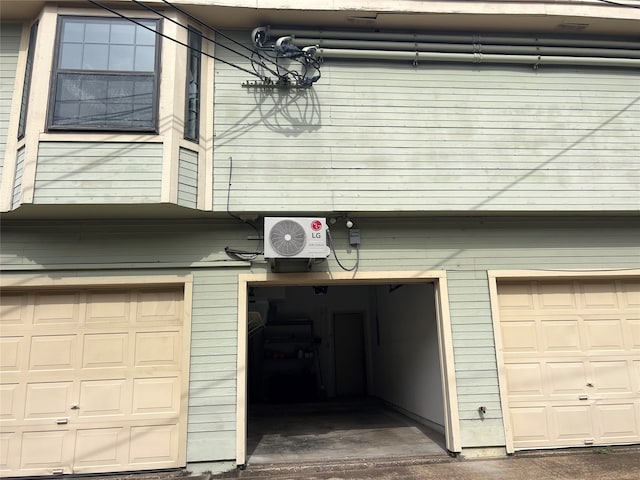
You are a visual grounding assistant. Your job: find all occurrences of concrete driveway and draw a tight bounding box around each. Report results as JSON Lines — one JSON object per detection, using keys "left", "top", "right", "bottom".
{"left": 66, "top": 447, "right": 640, "bottom": 480}
{"left": 209, "top": 447, "right": 640, "bottom": 480}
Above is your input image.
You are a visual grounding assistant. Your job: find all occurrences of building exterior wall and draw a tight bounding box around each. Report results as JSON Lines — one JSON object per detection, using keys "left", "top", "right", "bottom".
{"left": 0, "top": 24, "right": 21, "bottom": 189}
{"left": 212, "top": 32, "right": 640, "bottom": 214}
{"left": 33, "top": 142, "right": 164, "bottom": 204}
{"left": 178, "top": 147, "right": 199, "bottom": 209}
{"left": 2, "top": 216, "right": 638, "bottom": 460}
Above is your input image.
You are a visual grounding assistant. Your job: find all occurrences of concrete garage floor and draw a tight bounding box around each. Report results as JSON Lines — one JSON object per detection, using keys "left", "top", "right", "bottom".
{"left": 246, "top": 399, "right": 448, "bottom": 465}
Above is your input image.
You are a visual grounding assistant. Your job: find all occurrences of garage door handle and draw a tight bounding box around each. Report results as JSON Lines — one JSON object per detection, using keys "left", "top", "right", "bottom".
{"left": 56, "top": 418, "right": 69, "bottom": 424}
{"left": 579, "top": 394, "right": 588, "bottom": 400}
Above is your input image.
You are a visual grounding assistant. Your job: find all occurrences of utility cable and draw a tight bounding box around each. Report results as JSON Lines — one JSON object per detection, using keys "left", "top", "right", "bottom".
{"left": 156, "top": 0, "right": 303, "bottom": 82}
{"left": 224, "top": 156, "right": 263, "bottom": 260}
{"left": 326, "top": 229, "right": 359, "bottom": 272}
{"left": 129, "top": 0, "right": 284, "bottom": 80}
{"left": 594, "top": 0, "right": 640, "bottom": 9}
{"left": 87, "top": 0, "right": 265, "bottom": 80}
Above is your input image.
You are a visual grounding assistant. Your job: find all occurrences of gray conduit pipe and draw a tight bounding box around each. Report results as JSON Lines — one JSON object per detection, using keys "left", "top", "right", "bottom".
{"left": 317, "top": 48, "right": 640, "bottom": 68}
{"left": 266, "top": 27, "right": 640, "bottom": 51}
{"left": 293, "top": 37, "right": 640, "bottom": 59}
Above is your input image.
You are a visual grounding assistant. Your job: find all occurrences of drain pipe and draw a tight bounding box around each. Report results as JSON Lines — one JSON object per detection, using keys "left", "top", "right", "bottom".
{"left": 316, "top": 48, "right": 640, "bottom": 68}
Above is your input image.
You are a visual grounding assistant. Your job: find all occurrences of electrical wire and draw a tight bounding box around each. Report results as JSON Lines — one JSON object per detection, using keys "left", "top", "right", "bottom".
{"left": 86, "top": 0, "right": 265, "bottom": 80}
{"left": 155, "top": 0, "right": 309, "bottom": 84}
{"left": 129, "top": 0, "right": 284, "bottom": 81}
{"left": 594, "top": 0, "right": 640, "bottom": 8}
{"left": 326, "top": 229, "right": 359, "bottom": 272}
{"left": 224, "top": 156, "right": 263, "bottom": 260}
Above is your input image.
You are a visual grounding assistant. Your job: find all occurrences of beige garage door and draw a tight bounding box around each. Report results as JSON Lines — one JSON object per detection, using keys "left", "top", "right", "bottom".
{"left": 0, "top": 287, "right": 189, "bottom": 476}
{"left": 498, "top": 278, "right": 640, "bottom": 450}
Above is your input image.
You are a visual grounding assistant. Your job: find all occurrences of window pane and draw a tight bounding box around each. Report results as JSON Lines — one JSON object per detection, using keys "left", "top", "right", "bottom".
{"left": 85, "top": 22, "right": 109, "bottom": 43}
{"left": 79, "top": 101, "right": 108, "bottom": 125}
{"left": 134, "top": 45, "right": 155, "bottom": 71}
{"left": 109, "top": 45, "right": 135, "bottom": 70}
{"left": 51, "top": 17, "right": 159, "bottom": 131}
{"left": 83, "top": 44, "right": 109, "bottom": 70}
{"left": 52, "top": 73, "right": 154, "bottom": 129}
{"left": 110, "top": 23, "right": 135, "bottom": 44}
{"left": 60, "top": 43, "right": 83, "bottom": 69}
{"left": 136, "top": 23, "right": 156, "bottom": 45}
{"left": 62, "top": 20, "right": 84, "bottom": 42}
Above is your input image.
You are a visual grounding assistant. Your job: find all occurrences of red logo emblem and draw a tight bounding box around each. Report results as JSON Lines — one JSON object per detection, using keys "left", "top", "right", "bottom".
{"left": 311, "top": 220, "right": 323, "bottom": 231}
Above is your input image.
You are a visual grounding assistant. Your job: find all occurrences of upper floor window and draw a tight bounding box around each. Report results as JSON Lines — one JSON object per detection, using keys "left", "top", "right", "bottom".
{"left": 184, "top": 27, "right": 202, "bottom": 142}
{"left": 48, "top": 16, "right": 160, "bottom": 131}
{"left": 18, "top": 21, "right": 38, "bottom": 140}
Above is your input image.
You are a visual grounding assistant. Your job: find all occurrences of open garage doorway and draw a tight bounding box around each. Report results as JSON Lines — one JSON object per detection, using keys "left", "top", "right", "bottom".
{"left": 236, "top": 272, "right": 461, "bottom": 467}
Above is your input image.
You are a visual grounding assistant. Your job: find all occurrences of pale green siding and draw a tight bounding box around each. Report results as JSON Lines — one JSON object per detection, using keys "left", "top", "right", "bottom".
{"left": 12, "top": 146, "right": 24, "bottom": 208}
{"left": 213, "top": 33, "right": 640, "bottom": 213}
{"left": 33, "top": 142, "right": 163, "bottom": 204}
{"left": 1, "top": 217, "right": 638, "bottom": 456}
{"left": 178, "top": 147, "right": 198, "bottom": 209}
{"left": 0, "top": 24, "right": 21, "bottom": 187}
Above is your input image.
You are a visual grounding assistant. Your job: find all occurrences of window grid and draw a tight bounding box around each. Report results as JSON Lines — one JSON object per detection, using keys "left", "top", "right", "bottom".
{"left": 48, "top": 16, "right": 160, "bottom": 131}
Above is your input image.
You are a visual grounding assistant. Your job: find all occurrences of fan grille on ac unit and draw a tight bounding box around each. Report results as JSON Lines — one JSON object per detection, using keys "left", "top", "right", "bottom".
{"left": 269, "top": 219, "right": 307, "bottom": 256}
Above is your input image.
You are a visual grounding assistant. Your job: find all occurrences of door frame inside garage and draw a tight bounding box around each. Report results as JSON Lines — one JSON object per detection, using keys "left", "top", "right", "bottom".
{"left": 488, "top": 269, "right": 640, "bottom": 454}
{"left": 236, "top": 270, "right": 461, "bottom": 467}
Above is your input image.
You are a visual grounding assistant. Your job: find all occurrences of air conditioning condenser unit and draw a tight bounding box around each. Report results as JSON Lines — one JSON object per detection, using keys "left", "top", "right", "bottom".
{"left": 264, "top": 217, "right": 330, "bottom": 259}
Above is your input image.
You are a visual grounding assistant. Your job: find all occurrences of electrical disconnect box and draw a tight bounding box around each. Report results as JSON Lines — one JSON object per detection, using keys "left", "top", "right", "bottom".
{"left": 349, "top": 229, "right": 361, "bottom": 246}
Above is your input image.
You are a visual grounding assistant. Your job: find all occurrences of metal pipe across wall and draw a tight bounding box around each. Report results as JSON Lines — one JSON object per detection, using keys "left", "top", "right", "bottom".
{"left": 259, "top": 26, "right": 640, "bottom": 68}
{"left": 293, "top": 38, "right": 640, "bottom": 59}
{"left": 267, "top": 27, "right": 640, "bottom": 50}
{"left": 316, "top": 48, "right": 640, "bottom": 68}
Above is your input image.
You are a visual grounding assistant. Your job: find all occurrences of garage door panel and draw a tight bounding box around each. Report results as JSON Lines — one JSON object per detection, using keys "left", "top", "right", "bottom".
{"left": 137, "top": 290, "right": 182, "bottom": 325}
{"left": 73, "top": 427, "right": 127, "bottom": 470}
{"left": 590, "top": 361, "right": 632, "bottom": 394}
{"left": 33, "top": 293, "right": 79, "bottom": 326}
{"left": 135, "top": 331, "right": 181, "bottom": 367}
{"left": 1, "top": 336, "right": 24, "bottom": 372}
{"left": 501, "top": 322, "right": 538, "bottom": 352}
{"left": 85, "top": 291, "right": 131, "bottom": 326}
{"left": 541, "top": 320, "right": 582, "bottom": 352}
{"left": 595, "top": 403, "right": 639, "bottom": 441}
{"left": 79, "top": 379, "right": 127, "bottom": 418}
{"left": 0, "top": 430, "right": 14, "bottom": 471}
{"left": 537, "top": 282, "right": 577, "bottom": 310}
{"left": 509, "top": 406, "right": 550, "bottom": 445}
{"left": 580, "top": 281, "right": 620, "bottom": 309}
{"left": 552, "top": 405, "right": 593, "bottom": 441}
{"left": 24, "top": 381, "right": 73, "bottom": 420}
{"left": 504, "top": 364, "right": 544, "bottom": 398}
{"left": 0, "top": 383, "right": 22, "bottom": 421}
{"left": 584, "top": 319, "right": 625, "bottom": 351}
{"left": 498, "top": 278, "right": 640, "bottom": 450}
{"left": 20, "top": 429, "right": 74, "bottom": 471}
{"left": 132, "top": 377, "right": 180, "bottom": 415}
{"left": 630, "top": 320, "right": 640, "bottom": 350}
{"left": 621, "top": 282, "right": 640, "bottom": 307}
{"left": 29, "top": 335, "right": 77, "bottom": 371}
{"left": 129, "top": 424, "right": 178, "bottom": 466}
{"left": 547, "top": 362, "right": 587, "bottom": 396}
{"left": 0, "top": 286, "right": 187, "bottom": 476}
{"left": 0, "top": 294, "right": 28, "bottom": 326}
{"left": 82, "top": 333, "right": 128, "bottom": 369}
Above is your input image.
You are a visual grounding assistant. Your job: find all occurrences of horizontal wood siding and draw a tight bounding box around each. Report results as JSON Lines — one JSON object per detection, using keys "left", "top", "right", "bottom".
{"left": 34, "top": 142, "right": 163, "bottom": 204}
{"left": 213, "top": 32, "right": 639, "bottom": 213}
{"left": 1, "top": 217, "right": 638, "bottom": 452}
{"left": 12, "top": 146, "right": 24, "bottom": 208}
{"left": 178, "top": 147, "right": 198, "bottom": 209}
{"left": 0, "top": 24, "right": 21, "bottom": 187}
